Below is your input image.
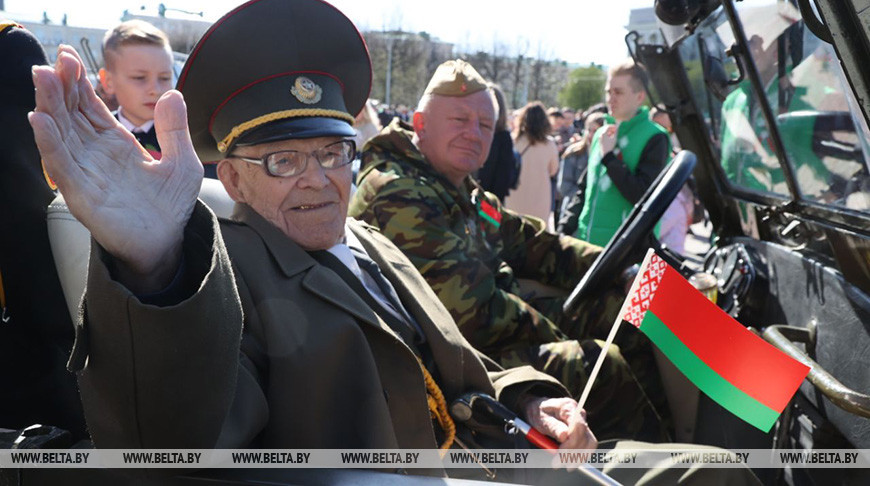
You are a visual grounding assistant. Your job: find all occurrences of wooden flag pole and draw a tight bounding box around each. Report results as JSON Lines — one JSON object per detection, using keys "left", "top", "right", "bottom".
{"left": 576, "top": 249, "right": 656, "bottom": 411}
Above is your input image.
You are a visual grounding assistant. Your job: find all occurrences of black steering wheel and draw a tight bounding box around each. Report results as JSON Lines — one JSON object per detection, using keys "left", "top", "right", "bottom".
{"left": 563, "top": 150, "right": 697, "bottom": 318}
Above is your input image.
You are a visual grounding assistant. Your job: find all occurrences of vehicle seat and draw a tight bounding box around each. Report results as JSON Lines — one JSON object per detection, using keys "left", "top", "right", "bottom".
{"left": 46, "top": 178, "right": 235, "bottom": 321}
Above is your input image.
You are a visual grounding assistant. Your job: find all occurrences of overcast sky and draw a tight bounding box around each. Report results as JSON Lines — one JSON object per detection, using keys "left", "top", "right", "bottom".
{"left": 4, "top": 0, "right": 656, "bottom": 66}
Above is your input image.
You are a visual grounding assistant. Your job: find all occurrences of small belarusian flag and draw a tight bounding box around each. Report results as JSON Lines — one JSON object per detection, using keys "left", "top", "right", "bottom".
{"left": 621, "top": 249, "right": 810, "bottom": 432}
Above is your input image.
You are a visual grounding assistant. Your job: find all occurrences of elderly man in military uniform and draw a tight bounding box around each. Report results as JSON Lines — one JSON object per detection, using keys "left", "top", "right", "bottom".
{"left": 29, "top": 0, "right": 604, "bottom": 467}
{"left": 350, "top": 60, "right": 668, "bottom": 442}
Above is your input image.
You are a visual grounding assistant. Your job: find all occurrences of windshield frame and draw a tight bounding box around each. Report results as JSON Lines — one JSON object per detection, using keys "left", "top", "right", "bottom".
{"left": 666, "top": 0, "right": 870, "bottom": 235}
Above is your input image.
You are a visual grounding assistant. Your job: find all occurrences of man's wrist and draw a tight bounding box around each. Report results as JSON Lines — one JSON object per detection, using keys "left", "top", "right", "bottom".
{"left": 113, "top": 243, "right": 184, "bottom": 295}
{"left": 517, "top": 394, "right": 545, "bottom": 421}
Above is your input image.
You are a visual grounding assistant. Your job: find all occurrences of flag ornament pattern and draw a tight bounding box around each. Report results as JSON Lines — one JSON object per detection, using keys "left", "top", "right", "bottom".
{"left": 623, "top": 252, "right": 667, "bottom": 328}
{"left": 620, "top": 250, "right": 810, "bottom": 432}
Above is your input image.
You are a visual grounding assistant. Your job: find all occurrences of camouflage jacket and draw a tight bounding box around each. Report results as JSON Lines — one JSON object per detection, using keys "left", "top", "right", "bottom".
{"left": 349, "top": 120, "right": 602, "bottom": 356}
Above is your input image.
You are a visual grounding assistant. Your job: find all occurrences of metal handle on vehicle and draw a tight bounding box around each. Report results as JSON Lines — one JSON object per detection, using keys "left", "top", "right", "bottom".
{"left": 763, "top": 325, "right": 870, "bottom": 418}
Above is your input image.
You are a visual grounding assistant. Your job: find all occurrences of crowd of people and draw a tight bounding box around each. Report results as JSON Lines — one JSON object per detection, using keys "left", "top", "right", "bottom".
{"left": 326, "top": 51, "right": 701, "bottom": 255}
{"left": 1, "top": 1, "right": 751, "bottom": 484}
{"left": 356, "top": 97, "right": 700, "bottom": 255}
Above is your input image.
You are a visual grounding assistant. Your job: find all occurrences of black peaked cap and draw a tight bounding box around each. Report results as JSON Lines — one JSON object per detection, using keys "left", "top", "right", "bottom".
{"left": 177, "top": 0, "right": 372, "bottom": 162}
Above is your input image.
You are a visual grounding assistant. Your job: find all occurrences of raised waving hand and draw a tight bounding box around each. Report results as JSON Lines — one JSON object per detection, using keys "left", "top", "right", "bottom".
{"left": 30, "top": 46, "right": 203, "bottom": 293}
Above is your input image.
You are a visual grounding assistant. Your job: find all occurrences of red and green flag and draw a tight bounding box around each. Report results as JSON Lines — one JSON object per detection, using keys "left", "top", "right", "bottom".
{"left": 621, "top": 250, "right": 810, "bottom": 432}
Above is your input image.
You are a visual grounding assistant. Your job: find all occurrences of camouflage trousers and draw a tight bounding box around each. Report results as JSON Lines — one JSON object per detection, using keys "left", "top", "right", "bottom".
{"left": 496, "top": 288, "right": 672, "bottom": 443}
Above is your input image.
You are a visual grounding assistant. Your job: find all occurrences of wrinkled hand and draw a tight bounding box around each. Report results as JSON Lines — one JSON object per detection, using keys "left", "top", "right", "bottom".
{"left": 523, "top": 397, "right": 597, "bottom": 450}
{"left": 29, "top": 46, "right": 203, "bottom": 293}
{"left": 599, "top": 124, "right": 618, "bottom": 155}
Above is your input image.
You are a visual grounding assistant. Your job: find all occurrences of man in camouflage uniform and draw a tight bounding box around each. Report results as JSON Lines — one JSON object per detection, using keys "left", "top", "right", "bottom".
{"left": 349, "top": 60, "right": 669, "bottom": 442}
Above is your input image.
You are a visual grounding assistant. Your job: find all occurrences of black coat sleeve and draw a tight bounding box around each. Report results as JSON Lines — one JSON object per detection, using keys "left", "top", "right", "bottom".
{"left": 600, "top": 132, "right": 669, "bottom": 204}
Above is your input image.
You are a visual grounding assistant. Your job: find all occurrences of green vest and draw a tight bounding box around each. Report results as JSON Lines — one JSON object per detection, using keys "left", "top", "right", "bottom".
{"left": 575, "top": 106, "right": 668, "bottom": 246}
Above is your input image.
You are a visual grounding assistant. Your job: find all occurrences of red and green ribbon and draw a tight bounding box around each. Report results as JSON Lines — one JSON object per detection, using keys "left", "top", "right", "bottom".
{"left": 477, "top": 199, "right": 501, "bottom": 229}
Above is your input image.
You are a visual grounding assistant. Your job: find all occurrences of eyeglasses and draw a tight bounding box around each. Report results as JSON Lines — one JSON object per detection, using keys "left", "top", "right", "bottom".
{"left": 231, "top": 139, "right": 356, "bottom": 178}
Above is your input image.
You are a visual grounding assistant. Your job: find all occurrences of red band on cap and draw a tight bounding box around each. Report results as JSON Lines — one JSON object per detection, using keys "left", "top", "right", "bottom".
{"left": 207, "top": 70, "right": 345, "bottom": 133}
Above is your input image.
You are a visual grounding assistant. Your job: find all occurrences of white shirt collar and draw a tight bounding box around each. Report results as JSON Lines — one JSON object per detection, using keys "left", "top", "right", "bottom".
{"left": 325, "top": 223, "right": 365, "bottom": 277}
{"left": 325, "top": 223, "right": 423, "bottom": 337}
{"left": 117, "top": 107, "right": 155, "bottom": 134}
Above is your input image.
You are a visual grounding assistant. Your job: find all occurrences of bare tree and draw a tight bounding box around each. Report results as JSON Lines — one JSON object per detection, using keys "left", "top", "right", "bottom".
{"left": 364, "top": 31, "right": 455, "bottom": 108}
{"left": 360, "top": 28, "right": 569, "bottom": 110}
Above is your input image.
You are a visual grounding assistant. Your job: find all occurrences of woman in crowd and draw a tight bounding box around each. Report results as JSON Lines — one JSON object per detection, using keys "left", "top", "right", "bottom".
{"left": 504, "top": 101, "right": 559, "bottom": 227}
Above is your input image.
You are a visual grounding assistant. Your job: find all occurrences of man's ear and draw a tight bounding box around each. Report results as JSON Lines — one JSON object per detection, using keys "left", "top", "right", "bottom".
{"left": 217, "top": 159, "right": 246, "bottom": 203}
{"left": 98, "top": 68, "right": 113, "bottom": 94}
{"left": 412, "top": 111, "right": 425, "bottom": 135}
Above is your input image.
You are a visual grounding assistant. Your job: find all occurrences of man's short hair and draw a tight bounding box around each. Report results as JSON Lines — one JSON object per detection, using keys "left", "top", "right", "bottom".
{"left": 649, "top": 105, "right": 667, "bottom": 121}
{"left": 102, "top": 20, "right": 170, "bottom": 71}
{"left": 608, "top": 59, "right": 648, "bottom": 93}
{"left": 415, "top": 93, "right": 435, "bottom": 114}
{"left": 547, "top": 107, "right": 564, "bottom": 119}
{"left": 584, "top": 111, "right": 606, "bottom": 131}
{"left": 584, "top": 102, "right": 608, "bottom": 118}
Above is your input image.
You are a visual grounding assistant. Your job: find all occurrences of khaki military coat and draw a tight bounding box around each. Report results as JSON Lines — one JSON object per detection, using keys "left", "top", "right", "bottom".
{"left": 74, "top": 202, "right": 565, "bottom": 455}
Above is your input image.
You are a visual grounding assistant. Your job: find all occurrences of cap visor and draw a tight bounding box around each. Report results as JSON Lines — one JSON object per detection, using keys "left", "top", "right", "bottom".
{"left": 235, "top": 117, "right": 356, "bottom": 149}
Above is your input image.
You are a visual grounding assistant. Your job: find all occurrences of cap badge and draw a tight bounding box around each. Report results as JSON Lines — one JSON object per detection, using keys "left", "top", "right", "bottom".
{"left": 291, "top": 76, "right": 322, "bottom": 105}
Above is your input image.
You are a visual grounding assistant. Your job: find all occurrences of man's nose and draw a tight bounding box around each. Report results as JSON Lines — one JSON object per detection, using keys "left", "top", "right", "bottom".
{"left": 463, "top": 122, "right": 483, "bottom": 142}
{"left": 295, "top": 154, "right": 330, "bottom": 189}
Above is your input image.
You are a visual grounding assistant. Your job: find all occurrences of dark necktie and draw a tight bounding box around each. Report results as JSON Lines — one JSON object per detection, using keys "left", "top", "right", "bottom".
{"left": 308, "top": 249, "right": 422, "bottom": 348}
{"left": 350, "top": 248, "right": 424, "bottom": 344}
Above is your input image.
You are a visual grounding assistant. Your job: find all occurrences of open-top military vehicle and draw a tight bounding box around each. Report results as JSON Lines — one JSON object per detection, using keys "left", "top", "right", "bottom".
{"left": 566, "top": 0, "right": 870, "bottom": 483}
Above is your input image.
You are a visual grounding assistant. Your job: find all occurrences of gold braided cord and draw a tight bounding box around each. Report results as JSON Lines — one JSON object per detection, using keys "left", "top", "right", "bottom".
{"left": 418, "top": 359, "right": 455, "bottom": 453}
{"left": 0, "top": 21, "right": 23, "bottom": 34}
{"left": 216, "top": 109, "right": 355, "bottom": 153}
